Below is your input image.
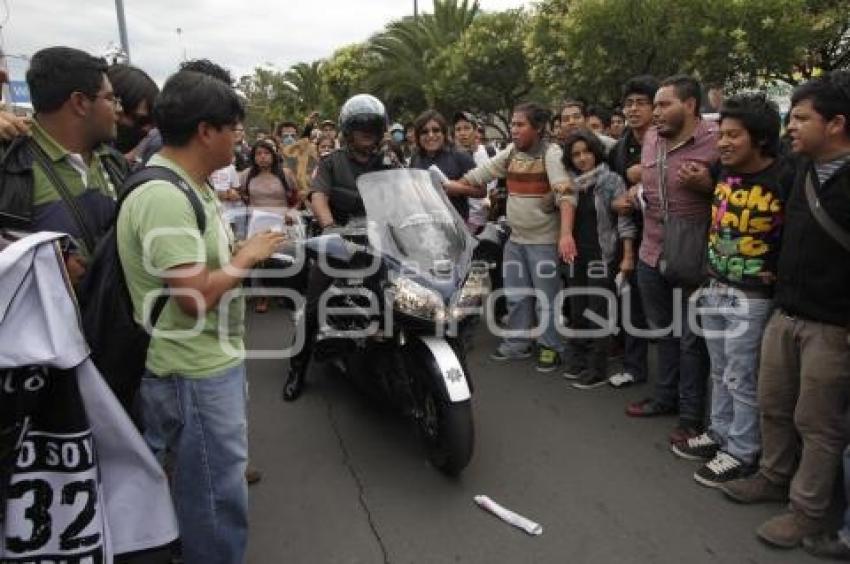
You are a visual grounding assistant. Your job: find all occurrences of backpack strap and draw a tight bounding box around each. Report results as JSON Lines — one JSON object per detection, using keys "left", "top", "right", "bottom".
{"left": 118, "top": 165, "right": 207, "bottom": 234}
{"left": 804, "top": 169, "right": 850, "bottom": 253}
{"left": 28, "top": 138, "right": 98, "bottom": 254}
{"left": 117, "top": 166, "right": 208, "bottom": 327}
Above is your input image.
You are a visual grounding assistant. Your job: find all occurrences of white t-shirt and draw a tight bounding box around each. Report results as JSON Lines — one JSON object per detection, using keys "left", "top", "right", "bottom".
{"left": 209, "top": 164, "right": 240, "bottom": 193}
{"left": 467, "top": 145, "right": 495, "bottom": 228}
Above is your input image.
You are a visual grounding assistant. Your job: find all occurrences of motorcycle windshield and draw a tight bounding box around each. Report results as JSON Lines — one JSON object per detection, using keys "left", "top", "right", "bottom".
{"left": 357, "top": 169, "right": 475, "bottom": 286}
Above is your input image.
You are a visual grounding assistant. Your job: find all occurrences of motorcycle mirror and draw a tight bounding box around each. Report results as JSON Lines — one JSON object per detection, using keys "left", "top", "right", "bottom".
{"left": 302, "top": 233, "right": 356, "bottom": 262}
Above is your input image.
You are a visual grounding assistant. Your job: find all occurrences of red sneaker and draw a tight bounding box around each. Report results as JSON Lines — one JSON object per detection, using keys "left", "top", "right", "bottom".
{"left": 625, "top": 398, "right": 677, "bottom": 418}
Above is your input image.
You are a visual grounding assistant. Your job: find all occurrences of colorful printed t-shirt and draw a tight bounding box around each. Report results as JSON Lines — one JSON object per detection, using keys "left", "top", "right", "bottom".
{"left": 708, "top": 160, "right": 793, "bottom": 288}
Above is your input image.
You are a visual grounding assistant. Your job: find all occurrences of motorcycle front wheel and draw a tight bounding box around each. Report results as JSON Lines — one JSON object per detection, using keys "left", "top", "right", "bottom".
{"left": 411, "top": 363, "right": 474, "bottom": 476}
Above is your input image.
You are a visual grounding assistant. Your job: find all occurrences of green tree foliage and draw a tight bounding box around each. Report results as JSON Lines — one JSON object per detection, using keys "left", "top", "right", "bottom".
{"left": 367, "top": 0, "right": 481, "bottom": 119}
{"left": 237, "top": 66, "right": 296, "bottom": 131}
{"left": 237, "top": 0, "right": 849, "bottom": 137}
{"left": 283, "top": 61, "right": 324, "bottom": 116}
{"left": 429, "top": 9, "right": 535, "bottom": 135}
{"left": 527, "top": 0, "right": 848, "bottom": 106}
{"left": 320, "top": 44, "right": 381, "bottom": 116}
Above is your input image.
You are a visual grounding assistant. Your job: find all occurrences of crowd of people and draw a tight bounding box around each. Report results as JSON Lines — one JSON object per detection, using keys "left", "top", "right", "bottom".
{"left": 0, "top": 43, "right": 849, "bottom": 564}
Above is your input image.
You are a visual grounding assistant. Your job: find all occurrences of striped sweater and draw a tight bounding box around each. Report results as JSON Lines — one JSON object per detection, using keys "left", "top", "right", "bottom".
{"left": 464, "top": 141, "right": 575, "bottom": 244}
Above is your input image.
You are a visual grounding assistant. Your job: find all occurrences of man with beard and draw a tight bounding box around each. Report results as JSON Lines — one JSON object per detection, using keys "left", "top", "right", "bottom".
{"left": 107, "top": 63, "right": 158, "bottom": 164}
{"left": 282, "top": 94, "right": 392, "bottom": 401}
{"left": 0, "top": 46, "right": 126, "bottom": 284}
{"left": 624, "top": 75, "right": 718, "bottom": 445}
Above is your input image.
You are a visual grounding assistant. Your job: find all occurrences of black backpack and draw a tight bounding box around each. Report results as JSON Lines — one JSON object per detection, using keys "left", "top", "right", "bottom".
{"left": 78, "top": 166, "right": 206, "bottom": 414}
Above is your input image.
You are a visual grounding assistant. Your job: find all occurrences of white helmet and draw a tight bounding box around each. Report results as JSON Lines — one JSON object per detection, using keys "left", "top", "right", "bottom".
{"left": 338, "top": 94, "right": 388, "bottom": 138}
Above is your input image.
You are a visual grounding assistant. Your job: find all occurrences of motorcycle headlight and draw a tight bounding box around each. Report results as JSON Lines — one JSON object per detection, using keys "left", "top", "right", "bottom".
{"left": 455, "top": 263, "right": 491, "bottom": 310}
{"left": 391, "top": 276, "right": 447, "bottom": 321}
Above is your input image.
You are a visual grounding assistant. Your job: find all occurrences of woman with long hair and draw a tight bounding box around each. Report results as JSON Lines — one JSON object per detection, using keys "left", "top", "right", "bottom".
{"left": 241, "top": 139, "right": 300, "bottom": 313}
{"left": 409, "top": 109, "right": 482, "bottom": 222}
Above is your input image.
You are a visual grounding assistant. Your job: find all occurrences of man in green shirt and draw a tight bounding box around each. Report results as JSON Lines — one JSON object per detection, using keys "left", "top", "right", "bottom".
{"left": 0, "top": 47, "right": 127, "bottom": 282}
{"left": 117, "top": 69, "right": 283, "bottom": 564}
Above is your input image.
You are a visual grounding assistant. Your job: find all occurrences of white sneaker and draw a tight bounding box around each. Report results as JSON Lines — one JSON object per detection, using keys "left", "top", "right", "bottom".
{"left": 608, "top": 372, "right": 636, "bottom": 388}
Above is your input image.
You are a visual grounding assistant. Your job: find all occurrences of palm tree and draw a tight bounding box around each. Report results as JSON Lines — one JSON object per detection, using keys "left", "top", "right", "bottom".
{"left": 367, "top": 0, "right": 480, "bottom": 114}
{"left": 284, "top": 61, "right": 324, "bottom": 116}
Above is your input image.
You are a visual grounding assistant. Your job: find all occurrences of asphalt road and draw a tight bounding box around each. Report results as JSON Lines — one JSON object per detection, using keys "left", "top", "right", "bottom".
{"left": 244, "top": 308, "right": 825, "bottom": 564}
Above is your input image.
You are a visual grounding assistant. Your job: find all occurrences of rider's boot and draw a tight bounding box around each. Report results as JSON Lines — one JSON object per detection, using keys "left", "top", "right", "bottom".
{"left": 283, "top": 361, "right": 306, "bottom": 402}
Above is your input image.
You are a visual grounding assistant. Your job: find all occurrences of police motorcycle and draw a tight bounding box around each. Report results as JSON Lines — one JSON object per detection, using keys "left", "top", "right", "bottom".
{"left": 299, "top": 168, "right": 488, "bottom": 475}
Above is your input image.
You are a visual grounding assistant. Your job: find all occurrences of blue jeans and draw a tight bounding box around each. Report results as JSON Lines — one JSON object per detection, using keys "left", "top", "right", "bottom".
{"left": 636, "top": 260, "right": 709, "bottom": 425}
{"left": 699, "top": 283, "right": 772, "bottom": 464}
{"left": 140, "top": 364, "right": 249, "bottom": 564}
{"left": 499, "top": 240, "right": 565, "bottom": 355}
{"left": 622, "top": 267, "right": 649, "bottom": 382}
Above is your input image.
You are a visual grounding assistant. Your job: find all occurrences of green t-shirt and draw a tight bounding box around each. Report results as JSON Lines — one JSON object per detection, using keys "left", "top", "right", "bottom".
{"left": 30, "top": 120, "right": 116, "bottom": 206}
{"left": 117, "top": 154, "right": 245, "bottom": 377}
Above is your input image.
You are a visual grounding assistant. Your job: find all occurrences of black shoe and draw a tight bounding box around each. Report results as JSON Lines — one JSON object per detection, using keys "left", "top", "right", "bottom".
{"left": 693, "top": 451, "right": 757, "bottom": 488}
{"left": 571, "top": 369, "right": 607, "bottom": 390}
{"left": 670, "top": 432, "right": 719, "bottom": 461}
{"left": 803, "top": 533, "right": 850, "bottom": 560}
{"left": 283, "top": 368, "right": 305, "bottom": 402}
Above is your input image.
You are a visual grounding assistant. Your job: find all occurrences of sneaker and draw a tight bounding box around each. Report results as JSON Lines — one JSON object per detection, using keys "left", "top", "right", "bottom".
{"left": 536, "top": 347, "right": 562, "bottom": 373}
{"left": 562, "top": 364, "right": 585, "bottom": 380}
{"left": 803, "top": 533, "right": 850, "bottom": 560}
{"left": 608, "top": 372, "right": 636, "bottom": 388}
{"left": 719, "top": 472, "right": 789, "bottom": 504}
{"left": 625, "top": 398, "right": 677, "bottom": 418}
{"left": 669, "top": 423, "right": 703, "bottom": 445}
{"left": 670, "top": 432, "right": 719, "bottom": 461}
{"left": 757, "top": 510, "right": 827, "bottom": 549}
{"left": 571, "top": 370, "right": 608, "bottom": 390}
{"left": 490, "top": 348, "right": 532, "bottom": 362}
{"left": 693, "top": 451, "right": 755, "bottom": 488}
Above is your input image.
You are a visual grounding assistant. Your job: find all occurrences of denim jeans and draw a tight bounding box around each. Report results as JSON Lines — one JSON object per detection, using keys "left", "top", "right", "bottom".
{"left": 622, "top": 267, "right": 649, "bottom": 382}
{"left": 140, "top": 363, "right": 249, "bottom": 564}
{"left": 499, "top": 240, "right": 565, "bottom": 355}
{"left": 699, "top": 283, "right": 772, "bottom": 464}
{"left": 636, "top": 260, "right": 709, "bottom": 425}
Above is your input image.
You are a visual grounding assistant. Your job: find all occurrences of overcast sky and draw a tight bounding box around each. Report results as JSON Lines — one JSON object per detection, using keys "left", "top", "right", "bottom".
{"left": 2, "top": 0, "right": 534, "bottom": 83}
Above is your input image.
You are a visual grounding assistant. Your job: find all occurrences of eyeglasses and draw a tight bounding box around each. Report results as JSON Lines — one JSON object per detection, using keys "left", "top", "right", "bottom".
{"left": 420, "top": 127, "right": 443, "bottom": 136}
{"left": 623, "top": 97, "right": 651, "bottom": 109}
{"left": 86, "top": 92, "right": 122, "bottom": 109}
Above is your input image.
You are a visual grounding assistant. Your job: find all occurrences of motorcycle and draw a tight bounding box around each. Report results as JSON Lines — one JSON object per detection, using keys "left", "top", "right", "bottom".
{"left": 299, "top": 169, "right": 488, "bottom": 475}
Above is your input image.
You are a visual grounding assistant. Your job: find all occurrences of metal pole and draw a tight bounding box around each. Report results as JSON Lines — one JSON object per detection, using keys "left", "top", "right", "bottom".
{"left": 115, "top": 0, "right": 131, "bottom": 62}
{"left": 414, "top": 0, "right": 418, "bottom": 19}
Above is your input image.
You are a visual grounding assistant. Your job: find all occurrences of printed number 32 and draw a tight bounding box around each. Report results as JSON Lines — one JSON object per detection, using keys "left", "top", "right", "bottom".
{"left": 6, "top": 478, "right": 100, "bottom": 553}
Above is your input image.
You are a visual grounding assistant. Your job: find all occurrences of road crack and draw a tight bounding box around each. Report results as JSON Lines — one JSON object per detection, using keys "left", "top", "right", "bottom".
{"left": 324, "top": 397, "right": 391, "bottom": 564}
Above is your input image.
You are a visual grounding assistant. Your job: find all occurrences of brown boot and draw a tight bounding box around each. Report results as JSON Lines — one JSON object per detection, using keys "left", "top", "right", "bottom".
{"left": 245, "top": 465, "right": 263, "bottom": 485}
{"left": 719, "top": 472, "right": 788, "bottom": 504}
{"left": 757, "top": 510, "right": 827, "bottom": 548}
